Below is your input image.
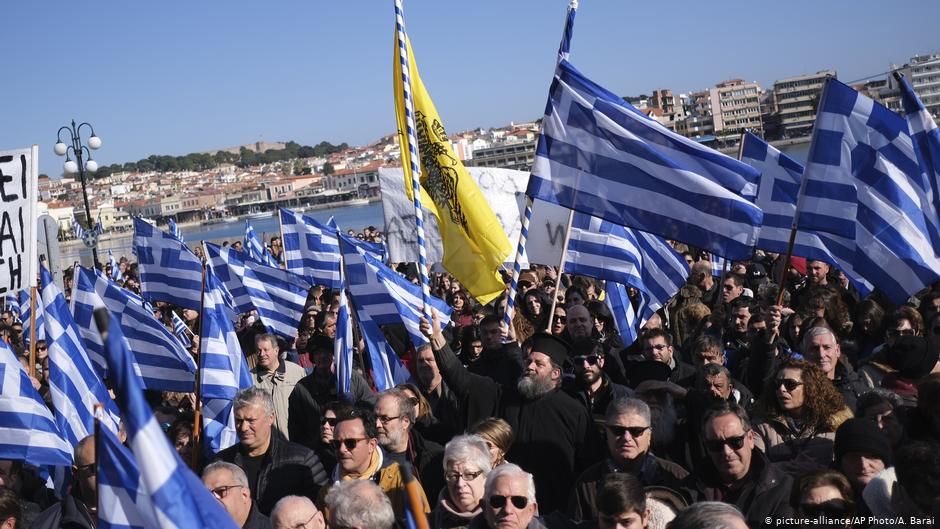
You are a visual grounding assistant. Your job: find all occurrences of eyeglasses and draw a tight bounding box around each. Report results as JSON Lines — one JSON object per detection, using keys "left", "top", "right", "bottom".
{"left": 776, "top": 378, "right": 803, "bottom": 392}
{"left": 376, "top": 415, "right": 402, "bottom": 424}
{"left": 800, "top": 500, "right": 849, "bottom": 518}
{"left": 445, "top": 470, "right": 484, "bottom": 483}
{"left": 488, "top": 495, "right": 528, "bottom": 510}
{"left": 210, "top": 484, "right": 243, "bottom": 500}
{"left": 573, "top": 354, "right": 600, "bottom": 366}
{"left": 287, "top": 512, "right": 322, "bottom": 529}
{"left": 320, "top": 417, "right": 338, "bottom": 427}
{"left": 606, "top": 425, "right": 650, "bottom": 439}
{"left": 721, "top": 284, "right": 735, "bottom": 291}
{"left": 74, "top": 462, "right": 96, "bottom": 476}
{"left": 331, "top": 438, "right": 367, "bottom": 451}
{"left": 886, "top": 328, "right": 915, "bottom": 337}
{"left": 704, "top": 434, "right": 748, "bottom": 453}
{"left": 553, "top": 315, "right": 566, "bottom": 323}
{"left": 406, "top": 397, "right": 419, "bottom": 406}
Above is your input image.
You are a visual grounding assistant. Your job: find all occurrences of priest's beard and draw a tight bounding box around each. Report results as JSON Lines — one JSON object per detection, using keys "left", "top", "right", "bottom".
{"left": 517, "top": 371, "right": 555, "bottom": 401}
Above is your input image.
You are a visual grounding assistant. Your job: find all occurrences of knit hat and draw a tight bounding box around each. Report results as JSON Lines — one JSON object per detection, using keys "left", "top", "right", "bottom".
{"left": 884, "top": 335, "right": 940, "bottom": 380}
{"left": 790, "top": 256, "right": 807, "bottom": 275}
{"left": 835, "top": 418, "right": 893, "bottom": 465}
{"left": 528, "top": 332, "right": 570, "bottom": 367}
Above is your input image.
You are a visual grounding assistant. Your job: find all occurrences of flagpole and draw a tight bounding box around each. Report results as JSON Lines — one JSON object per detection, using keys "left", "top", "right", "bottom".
{"left": 93, "top": 403, "right": 103, "bottom": 520}
{"left": 191, "top": 258, "right": 207, "bottom": 470}
{"left": 28, "top": 287, "right": 37, "bottom": 378}
{"left": 502, "top": 195, "right": 533, "bottom": 336}
{"left": 394, "top": 0, "right": 433, "bottom": 321}
{"left": 277, "top": 209, "right": 287, "bottom": 270}
{"left": 544, "top": 208, "right": 575, "bottom": 332}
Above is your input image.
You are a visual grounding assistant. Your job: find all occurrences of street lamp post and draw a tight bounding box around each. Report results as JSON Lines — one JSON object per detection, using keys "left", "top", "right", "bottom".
{"left": 54, "top": 120, "right": 102, "bottom": 267}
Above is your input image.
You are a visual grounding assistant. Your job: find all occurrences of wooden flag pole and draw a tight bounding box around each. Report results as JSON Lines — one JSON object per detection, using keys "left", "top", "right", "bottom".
{"left": 544, "top": 208, "right": 576, "bottom": 332}
{"left": 775, "top": 228, "right": 799, "bottom": 306}
{"left": 28, "top": 287, "right": 38, "bottom": 378}
{"left": 191, "top": 257, "right": 207, "bottom": 470}
{"left": 93, "top": 403, "right": 104, "bottom": 519}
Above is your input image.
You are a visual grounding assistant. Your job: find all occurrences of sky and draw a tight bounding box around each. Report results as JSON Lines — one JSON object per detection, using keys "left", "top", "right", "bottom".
{"left": 3, "top": 0, "right": 939, "bottom": 177}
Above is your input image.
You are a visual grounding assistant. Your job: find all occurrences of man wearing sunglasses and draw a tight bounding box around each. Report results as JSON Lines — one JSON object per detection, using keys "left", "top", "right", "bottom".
{"left": 324, "top": 408, "right": 429, "bottom": 522}
{"left": 568, "top": 398, "right": 688, "bottom": 522}
{"left": 213, "top": 387, "right": 329, "bottom": 515}
{"left": 478, "top": 464, "right": 543, "bottom": 529}
{"left": 564, "top": 339, "right": 633, "bottom": 439}
{"left": 690, "top": 401, "right": 793, "bottom": 527}
{"left": 202, "top": 462, "right": 271, "bottom": 529}
{"left": 32, "top": 435, "right": 97, "bottom": 529}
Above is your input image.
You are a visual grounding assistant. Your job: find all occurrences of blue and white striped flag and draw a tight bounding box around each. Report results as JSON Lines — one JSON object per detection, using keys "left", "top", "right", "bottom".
{"left": 72, "top": 217, "right": 85, "bottom": 240}
{"left": 564, "top": 215, "right": 688, "bottom": 319}
{"left": 245, "top": 221, "right": 279, "bottom": 268}
{"left": 171, "top": 310, "right": 192, "bottom": 348}
{"left": 527, "top": 21, "right": 762, "bottom": 259}
{"left": 0, "top": 340, "right": 73, "bottom": 467}
{"left": 167, "top": 218, "right": 183, "bottom": 243}
{"left": 133, "top": 217, "right": 203, "bottom": 310}
{"left": 352, "top": 306, "right": 411, "bottom": 392}
{"left": 71, "top": 267, "right": 197, "bottom": 392}
{"left": 796, "top": 78, "right": 940, "bottom": 304}
{"left": 339, "top": 234, "right": 451, "bottom": 349}
{"left": 898, "top": 73, "right": 940, "bottom": 228}
{"left": 279, "top": 208, "right": 341, "bottom": 289}
{"left": 39, "top": 266, "right": 121, "bottom": 449}
{"left": 19, "top": 289, "right": 45, "bottom": 346}
{"left": 200, "top": 266, "right": 252, "bottom": 455}
{"left": 97, "top": 412, "right": 159, "bottom": 529}
{"left": 604, "top": 282, "right": 639, "bottom": 348}
{"left": 710, "top": 254, "right": 726, "bottom": 278}
{"left": 100, "top": 313, "right": 242, "bottom": 529}
{"left": 4, "top": 294, "right": 20, "bottom": 319}
{"left": 741, "top": 131, "right": 872, "bottom": 294}
{"left": 205, "top": 242, "right": 312, "bottom": 339}
{"left": 108, "top": 249, "right": 125, "bottom": 283}
{"left": 335, "top": 268, "right": 354, "bottom": 400}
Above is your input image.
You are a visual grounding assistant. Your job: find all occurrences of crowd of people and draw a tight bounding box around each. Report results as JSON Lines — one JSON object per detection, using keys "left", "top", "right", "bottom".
{"left": 2, "top": 230, "right": 939, "bottom": 529}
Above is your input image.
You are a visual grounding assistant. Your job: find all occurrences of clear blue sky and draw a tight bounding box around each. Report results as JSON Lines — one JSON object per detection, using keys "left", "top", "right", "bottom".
{"left": 4, "top": 0, "right": 938, "bottom": 176}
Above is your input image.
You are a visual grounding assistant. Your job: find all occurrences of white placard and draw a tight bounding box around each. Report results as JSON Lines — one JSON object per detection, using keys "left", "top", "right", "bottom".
{"left": 378, "top": 167, "right": 571, "bottom": 268}
{"left": 0, "top": 146, "right": 39, "bottom": 291}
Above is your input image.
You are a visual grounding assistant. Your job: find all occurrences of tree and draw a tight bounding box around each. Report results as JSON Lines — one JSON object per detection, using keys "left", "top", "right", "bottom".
{"left": 322, "top": 162, "right": 334, "bottom": 175}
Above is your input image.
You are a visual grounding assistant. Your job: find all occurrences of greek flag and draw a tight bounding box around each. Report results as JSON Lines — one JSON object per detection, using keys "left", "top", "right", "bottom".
{"left": 796, "top": 78, "right": 940, "bottom": 304}
{"left": 134, "top": 217, "right": 203, "bottom": 310}
{"left": 897, "top": 73, "right": 940, "bottom": 220}
{"left": 40, "top": 266, "right": 120, "bottom": 449}
{"left": 71, "top": 267, "right": 196, "bottom": 392}
{"left": 353, "top": 306, "right": 411, "bottom": 392}
{"left": 170, "top": 310, "right": 192, "bottom": 348}
{"left": 0, "top": 340, "right": 73, "bottom": 467}
{"left": 4, "top": 294, "right": 20, "bottom": 318}
{"left": 205, "top": 242, "right": 312, "bottom": 339}
{"left": 245, "top": 221, "right": 279, "bottom": 268}
{"left": 200, "top": 266, "right": 252, "bottom": 455}
{"left": 72, "top": 217, "right": 85, "bottom": 239}
{"left": 339, "top": 234, "right": 451, "bottom": 348}
{"left": 279, "top": 208, "right": 341, "bottom": 289}
{"left": 335, "top": 268, "right": 354, "bottom": 400}
{"left": 108, "top": 249, "right": 125, "bottom": 282}
{"left": 100, "top": 313, "right": 242, "bottom": 529}
{"left": 19, "top": 289, "right": 45, "bottom": 346}
{"left": 527, "top": 35, "right": 762, "bottom": 259}
{"left": 709, "top": 254, "right": 726, "bottom": 278}
{"left": 604, "top": 282, "right": 639, "bottom": 348}
{"left": 97, "top": 414, "right": 159, "bottom": 529}
{"left": 167, "top": 218, "right": 183, "bottom": 242}
{"left": 564, "top": 216, "right": 688, "bottom": 319}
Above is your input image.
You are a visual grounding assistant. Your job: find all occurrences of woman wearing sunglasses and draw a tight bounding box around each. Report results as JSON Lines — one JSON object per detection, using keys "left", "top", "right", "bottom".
{"left": 754, "top": 358, "right": 853, "bottom": 475}
{"left": 432, "top": 435, "right": 492, "bottom": 529}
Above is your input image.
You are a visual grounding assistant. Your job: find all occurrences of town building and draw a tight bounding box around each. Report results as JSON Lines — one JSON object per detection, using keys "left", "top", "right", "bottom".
{"left": 710, "top": 79, "right": 763, "bottom": 142}
{"left": 773, "top": 70, "right": 836, "bottom": 138}
{"left": 468, "top": 140, "right": 537, "bottom": 171}
{"left": 909, "top": 52, "right": 940, "bottom": 118}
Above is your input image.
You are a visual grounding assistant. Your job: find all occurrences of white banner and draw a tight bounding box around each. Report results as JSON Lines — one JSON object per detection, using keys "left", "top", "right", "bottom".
{"left": 378, "top": 167, "right": 572, "bottom": 268}
{"left": 0, "top": 147, "right": 38, "bottom": 292}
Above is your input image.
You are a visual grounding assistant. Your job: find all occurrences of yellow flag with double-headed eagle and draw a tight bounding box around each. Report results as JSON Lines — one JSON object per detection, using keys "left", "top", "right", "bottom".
{"left": 393, "top": 30, "right": 511, "bottom": 305}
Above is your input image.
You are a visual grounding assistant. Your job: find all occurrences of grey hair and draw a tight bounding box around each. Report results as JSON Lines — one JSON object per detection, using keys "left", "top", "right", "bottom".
{"left": 271, "top": 495, "right": 318, "bottom": 524}
{"left": 484, "top": 463, "right": 536, "bottom": 504}
{"left": 667, "top": 501, "right": 746, "bottom": 529}
{"left": 234, "top": 386, "right": 275, "bottom": 416}
{"left": 702, "top": 364, "right": 731, "bottom": 379}
{"left": 376, "top": 388, "right": 416, "bottom": 423}
{"left": 605, "top": 397, "right": 652, "bottom": 425}
{"left": 801, "top": 326, "right": 838, "bottom": 350}
{"left": 443, "top": 434, "right": 492, "bottom": 474}
{"left": 202, "top": 461, "right": 249, "bottom": 488}
{"left": 325, "top": 480, "right": 394, "bottom": 529}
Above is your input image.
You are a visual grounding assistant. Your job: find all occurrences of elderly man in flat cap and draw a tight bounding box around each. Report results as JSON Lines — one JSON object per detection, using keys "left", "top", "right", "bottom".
{"left": 422, "top": 314, "right": 591, "bottom": 510}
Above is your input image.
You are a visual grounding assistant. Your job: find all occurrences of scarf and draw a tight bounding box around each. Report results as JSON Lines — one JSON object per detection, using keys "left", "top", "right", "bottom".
{"left": 336, "top": 447, "right": 383, "bottom": 482}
